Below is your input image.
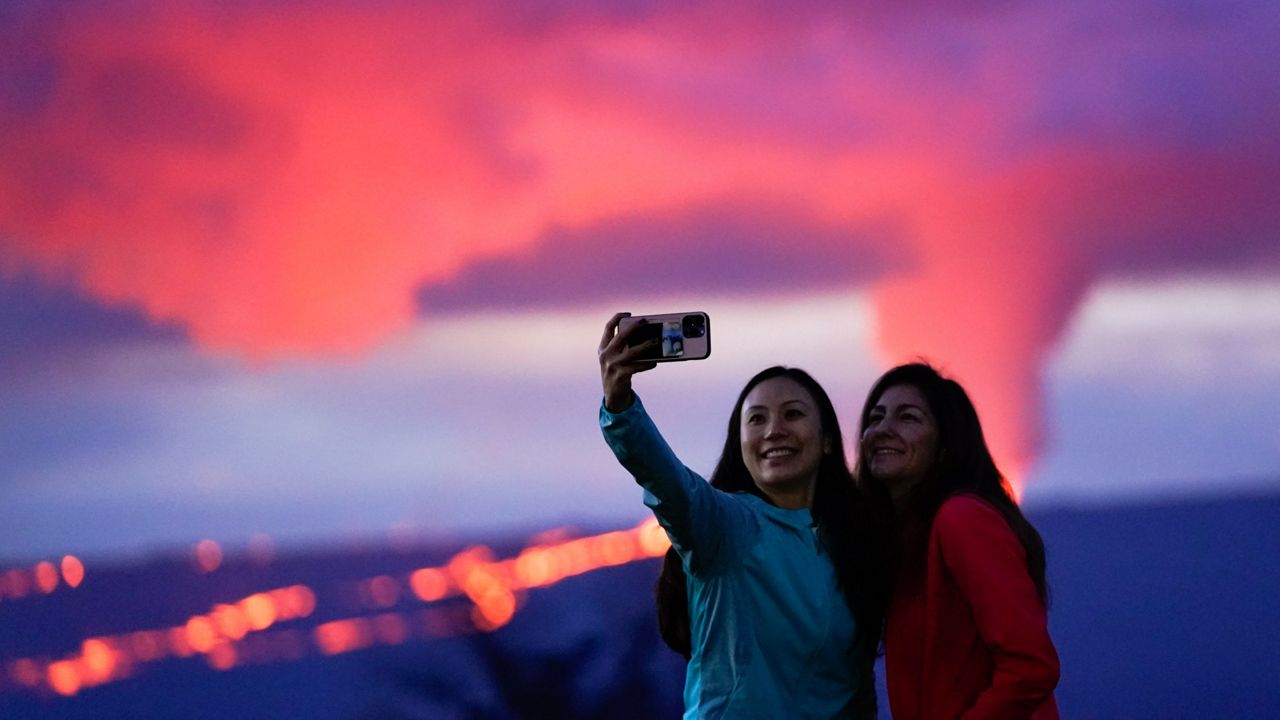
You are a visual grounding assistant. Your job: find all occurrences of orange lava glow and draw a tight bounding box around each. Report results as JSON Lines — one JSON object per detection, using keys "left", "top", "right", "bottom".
{"left": 207, "top": 641, "right": 237, "bottom": 671}
{"left": 185, "top": 617, "right": 218, "bottom": 654}
{"left": 168, "top": 627, "right": 196, "bottom": 658}
{"left": 409, "top": 568, "right": 448, "bottom": 602}
{"left": 241, "top": 593, "right": 279, "bottom": 630}
{"left": 365, "top": 575, "right": 401, "bottom": 608}
{"left": 15, "top": 580, "right": 320, "bottom": 696}
{"left": 314, "top": 619, "right": 374, "bottom": 656}
{"left": 33, "top": 561, "right": 59, "bottom": 594}
{"left": 636, "top": 518, "right": 672, "bottom": 557}
{"left": 471, "top": 588, "right": 517, "bottom": 631}
{"left": 247, "top": 534, "right": 277, "bottom": 566}
{"left": 8, "top": 659, "right": 43, "bottom": 688}
{"left": 211, "top": 604, "right": 250, "bottom": 640}
{"left": 399, "top": 516, "right": 671, "bottom": 632}
{"left": 38, "top": 639, "right": 127, "bottom": 697}
{"left": 275, "top": 585, "right": 317, "bottom": 619}
{"left": 127, "top": 631, "right": 168, "bottom": 662}
{"left": 194, "top": 540, "right": 223, "bottom": 573}
{"left": 46, "top": 660, "right": 81, "bottom": 697}
{"left": 11, "top": 518, "right": 672, "bottom": 697}
{"left": 61, "top": 556, "right": 85, "bottom": 589}
{"left": 2, "top": 569, "right": 30, "bottom": 600}
{"left": 371, "top": 613, "right": 409, "bottom": 645}
{"left": 513, "top": 548, "right": 557, "bottom": 588}
{"left": 79, "top": 639, "right": 118, "bottom": 685}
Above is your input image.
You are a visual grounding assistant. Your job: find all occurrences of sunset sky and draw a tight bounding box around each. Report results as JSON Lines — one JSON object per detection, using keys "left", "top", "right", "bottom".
{"left": 2, "top": 0, "right": 1278, "bottom": 561}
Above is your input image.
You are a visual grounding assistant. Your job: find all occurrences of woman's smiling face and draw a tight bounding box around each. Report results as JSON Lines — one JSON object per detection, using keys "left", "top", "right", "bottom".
{"left": 861, "top": 383, "right": 940, "bottom": 499}
{"left": 739, "top": 376, "right": 828, "bottom": 509}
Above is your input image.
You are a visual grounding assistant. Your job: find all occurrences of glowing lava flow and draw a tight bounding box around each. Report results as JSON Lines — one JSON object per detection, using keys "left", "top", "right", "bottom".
{"left": 2, "top": 518, "right": 671, "bottom": 697}
{"left": 0, "top": 556, "right": 84, "bottom": 603}
{"left": 20, "top": 584, "right": 317, "bottom": 697}
{"left": 308, "top": 518, "right": 671, "bottom": 655}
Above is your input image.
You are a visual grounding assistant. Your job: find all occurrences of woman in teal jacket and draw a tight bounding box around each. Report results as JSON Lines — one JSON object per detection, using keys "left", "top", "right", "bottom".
{"left": 597, "top": 313, "right": 889, "bottom": 719}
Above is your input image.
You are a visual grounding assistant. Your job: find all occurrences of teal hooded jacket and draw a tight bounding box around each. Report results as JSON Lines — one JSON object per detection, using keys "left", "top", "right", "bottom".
{"left": 601, "top": 395, "right": 871, "bottom": 719}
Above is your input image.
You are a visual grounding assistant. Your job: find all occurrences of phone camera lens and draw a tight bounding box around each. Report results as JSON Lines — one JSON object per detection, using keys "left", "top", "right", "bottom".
{"left": 681, "top": 315, "right": 706, "bottom": 338}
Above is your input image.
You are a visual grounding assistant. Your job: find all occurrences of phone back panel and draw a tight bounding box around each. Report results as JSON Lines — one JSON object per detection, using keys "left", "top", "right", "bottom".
{"left": 619, "top": 312, "right": 710, "bottom": 362}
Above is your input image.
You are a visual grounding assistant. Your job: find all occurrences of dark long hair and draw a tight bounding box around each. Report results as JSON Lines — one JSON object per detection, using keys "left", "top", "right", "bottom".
{"left": 656, "top": 366, "right": 892, "bottom": 665}
{"left": 854, "top": 362, "right": 1049, "bottom": 604}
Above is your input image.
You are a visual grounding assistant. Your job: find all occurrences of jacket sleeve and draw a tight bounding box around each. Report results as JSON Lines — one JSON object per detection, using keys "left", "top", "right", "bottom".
{"left": 600, "top": 395, "right": 753, "bottom": 575}
{"left": 935, "top": 496, "right": 1060, "bottom": 720}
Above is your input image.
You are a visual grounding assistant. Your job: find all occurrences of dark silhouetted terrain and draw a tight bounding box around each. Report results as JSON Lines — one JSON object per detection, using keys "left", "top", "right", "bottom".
{"left": 2, "top": 492, "right": 1277, "bottom": 719}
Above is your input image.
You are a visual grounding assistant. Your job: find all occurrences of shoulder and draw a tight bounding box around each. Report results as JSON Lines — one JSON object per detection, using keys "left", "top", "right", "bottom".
{"left": 935, "top": 493, "right": 1002, "bottom": 527}
{"left": 932, "top": 494, "right": 1018, "bottom": 546}
{"left": 732, "top": 492, "right": 773, "bottom": 522}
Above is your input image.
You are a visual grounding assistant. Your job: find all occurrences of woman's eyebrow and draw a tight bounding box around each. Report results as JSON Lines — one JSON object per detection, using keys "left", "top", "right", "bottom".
{"left": 872, "top": 402, "right": 925, "bottom": 414}
{"left": 780, "top": 399, "right": 811, "bottom": 407}
{"left": 746, "top": 399, "right": 811, "bottom": 412}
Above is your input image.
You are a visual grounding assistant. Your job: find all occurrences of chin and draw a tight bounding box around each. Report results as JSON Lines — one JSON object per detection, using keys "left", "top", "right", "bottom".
{"left": 756, "top": 477, "right": 785, "bottom": 490}
{"left": 868, "top": 471, "right": 903, "bottom": 490}
{"left": 871, "top": 465, "right": 906, "bottom": 483}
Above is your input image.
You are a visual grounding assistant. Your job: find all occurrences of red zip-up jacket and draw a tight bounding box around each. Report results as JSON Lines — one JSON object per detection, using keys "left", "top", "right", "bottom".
{"left": 885, "top": 494, "right": 1060, "bottom": 720}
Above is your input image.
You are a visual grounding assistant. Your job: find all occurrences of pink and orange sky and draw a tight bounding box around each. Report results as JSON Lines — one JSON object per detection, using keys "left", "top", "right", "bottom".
{"left": 2, "top": 0, "right": 1278, "bottom": 559}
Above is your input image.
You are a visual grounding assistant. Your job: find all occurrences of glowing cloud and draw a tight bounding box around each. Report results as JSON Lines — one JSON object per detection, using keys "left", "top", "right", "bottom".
{"left": 2, "top": 0, "right": 1278, "bottom": 483}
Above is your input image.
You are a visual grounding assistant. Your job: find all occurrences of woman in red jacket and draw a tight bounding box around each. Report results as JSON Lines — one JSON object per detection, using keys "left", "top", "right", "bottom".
{"left": 856, "top": 363, "right": 1059, "bottom": 719}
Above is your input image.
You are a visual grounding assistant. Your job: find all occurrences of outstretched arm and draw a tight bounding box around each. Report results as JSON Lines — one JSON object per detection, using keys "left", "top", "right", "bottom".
{"left": 597, "top": 313, "right": 750, "bottom": 574}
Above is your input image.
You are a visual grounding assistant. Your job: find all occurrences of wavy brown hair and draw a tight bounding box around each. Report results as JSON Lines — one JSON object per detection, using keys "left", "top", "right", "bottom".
{"left": 854, "top": 362, "right": 1048, "bottom": 604}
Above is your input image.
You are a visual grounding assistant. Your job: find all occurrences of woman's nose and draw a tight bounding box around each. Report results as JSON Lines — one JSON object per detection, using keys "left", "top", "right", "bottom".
{"left": 864, "top": 424, "right": 894, "bottom": 442}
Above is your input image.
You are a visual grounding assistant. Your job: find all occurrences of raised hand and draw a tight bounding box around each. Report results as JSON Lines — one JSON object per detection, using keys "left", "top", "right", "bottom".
{"left": 598, "top": 312, "right": 660, "bottom": 412}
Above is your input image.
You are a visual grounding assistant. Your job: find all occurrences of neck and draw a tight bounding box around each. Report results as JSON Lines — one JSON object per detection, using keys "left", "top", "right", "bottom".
{"left": 889, "top": 477, "right": 923, "bottom": 509}
{"left": 759, "top": 480, "right": 815, "bottom": 511}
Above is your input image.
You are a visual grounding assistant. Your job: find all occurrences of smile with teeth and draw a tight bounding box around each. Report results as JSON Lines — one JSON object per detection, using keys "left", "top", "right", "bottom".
{"left": 873, "top": 447, "right": 902, "bottom": 455}
{"left": 762, "top": 448, "right": 797, "bottom": 459}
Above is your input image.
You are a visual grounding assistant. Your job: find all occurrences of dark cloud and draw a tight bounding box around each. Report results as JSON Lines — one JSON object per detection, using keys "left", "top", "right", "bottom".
{"left": 417, "top": 202, "right": 904, "bottom": 312}
{"left": 0, "top": 270, "right": 187, "bottom": 374}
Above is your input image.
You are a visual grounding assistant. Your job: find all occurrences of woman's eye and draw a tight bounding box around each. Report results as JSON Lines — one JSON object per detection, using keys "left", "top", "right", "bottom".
{"left": 784, "top": 409, "right": 804, "bottom": 419}
{"left": 747, "top": 413, "right": 764, "bottom": 424}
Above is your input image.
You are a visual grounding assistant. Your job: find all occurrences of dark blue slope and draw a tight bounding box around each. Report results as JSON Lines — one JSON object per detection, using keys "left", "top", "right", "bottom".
{"left": 1, "top": 493, "right": 1276, "bottom": 719}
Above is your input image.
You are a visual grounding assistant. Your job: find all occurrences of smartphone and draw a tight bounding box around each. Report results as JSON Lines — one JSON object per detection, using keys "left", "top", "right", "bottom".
{"left": 618, "top": 312, "right": 711, "bottom": 362}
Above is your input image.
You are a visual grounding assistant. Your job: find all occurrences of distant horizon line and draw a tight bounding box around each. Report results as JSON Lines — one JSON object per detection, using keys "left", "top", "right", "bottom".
{"left": 4, "top": 479, "right": 1277, "bottom": 569}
